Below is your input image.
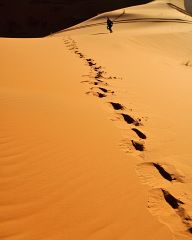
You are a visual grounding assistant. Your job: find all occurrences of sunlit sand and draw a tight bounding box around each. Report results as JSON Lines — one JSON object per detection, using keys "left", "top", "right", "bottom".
{"left": 1, "top": 0, "right": 192, "bottom": 239}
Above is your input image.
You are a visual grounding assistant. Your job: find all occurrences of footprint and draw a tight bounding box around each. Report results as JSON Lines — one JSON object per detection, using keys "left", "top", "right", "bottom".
{"left": 132, "top": 128, "right": 146, "bottom": 139}
{"left": 94, "top": 66, "right": 102, "bottom": 70}
{"left": 148, "top": 188, "right": 192, "bottom": 235}
{"left": 90, "top": 86, "right": 111, "bottom": 93}
{"left": 121, "top": 113, "right": 140, "bottom": 126}
{"left": 86, "top": 91, "right": 106, "bottom": 98}
{"left": 93, "top": 82, "right": 99, "bottom": 86}
{"left": 110, "top": 102, "right": 125, "bottom": 110}
{"left": 162, "top": 189, "right": 184, "bottom": 209}
{"left": 86, "top": 59, "right": 96, "bottom": 66}
{"left": 92, "top": 81, "right": 108, "bottom": 86}
{"left": 74, "top": 51, "right": 84, "bottom": 58}
{"left": 131, "top": 140, "right": 144, "bottom": 151}
{"left": 162, "top": 190, "right": 192, "bottom": 231}
{"left": 94, "top": 92, "right": 107, "bottom": 98}
{"left": 99, "top": 87, "right": 108, "bottom": 93}
{"left": 153, "top": 163, "right": 176, "bottom": 182}
{"left": 98, "top": 87, "right": 114, "bottom": 94}
{"left": 95, "top": 71, "right": 104, "bottom": 79}
{"left": 136, "top": 162, "right": 185, "bottom": 186}
{"left": 184, "top": 60, "right": 192, "bottom": 67}
{"left": 88, "top": 62, "right": 96, "bottom": 66}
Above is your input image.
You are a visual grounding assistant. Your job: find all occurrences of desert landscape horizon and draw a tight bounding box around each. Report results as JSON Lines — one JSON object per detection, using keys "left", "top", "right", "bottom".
{"left": 1, "top": 0, "right": 192, "bottom": 240}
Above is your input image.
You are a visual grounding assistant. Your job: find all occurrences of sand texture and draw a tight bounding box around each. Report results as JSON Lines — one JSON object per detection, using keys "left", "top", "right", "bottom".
{"left": 1, "top": 0, "right": 192, "bottom": 239}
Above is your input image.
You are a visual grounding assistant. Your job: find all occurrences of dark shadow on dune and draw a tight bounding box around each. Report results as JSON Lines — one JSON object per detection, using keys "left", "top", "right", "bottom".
{"left": 0, "top": 0, "right": 153, "bottom": 38}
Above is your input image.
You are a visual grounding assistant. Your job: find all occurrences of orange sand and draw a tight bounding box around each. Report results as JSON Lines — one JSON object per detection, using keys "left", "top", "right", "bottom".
{"left": 1, "top": 0, "right": 192, "bottom": 239}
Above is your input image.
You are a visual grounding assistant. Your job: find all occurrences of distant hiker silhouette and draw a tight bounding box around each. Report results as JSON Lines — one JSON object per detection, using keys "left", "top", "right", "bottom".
{"left": 107, "top": 17, "right": 113, "bottom": 33}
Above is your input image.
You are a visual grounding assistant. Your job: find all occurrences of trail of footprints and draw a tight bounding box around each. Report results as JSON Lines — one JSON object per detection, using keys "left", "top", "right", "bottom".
{"left": 153, "top": 188, "right": 192, "bottom": 234}
{"left": 63, "top": 37, "right": 192, "bottom": 236}
{"left": 63, "top": 37, "right": 146, "bottom": 152}
{"left": 137, "top": 157, "right": 191, "bottom": 232}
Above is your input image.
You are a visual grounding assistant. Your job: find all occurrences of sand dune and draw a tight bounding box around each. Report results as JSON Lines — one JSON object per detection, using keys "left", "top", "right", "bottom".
{"left": 57, "top": 0, "right": 192, "bottom": 238}
{"left": 0, "top": 37, "right": 172, "bottom": 240}
{"left": 1, "top": 0, "right": 192, "bottom": 239}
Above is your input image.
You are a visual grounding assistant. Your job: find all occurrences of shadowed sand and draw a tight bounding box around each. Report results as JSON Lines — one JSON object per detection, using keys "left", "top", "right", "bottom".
{"left": 0, "top": 0, "right": 153, "bottom": 37}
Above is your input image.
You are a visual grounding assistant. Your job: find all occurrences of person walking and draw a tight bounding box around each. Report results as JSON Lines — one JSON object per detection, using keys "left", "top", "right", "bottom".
{"left": 107, "top": 17, "right": 113, "bottom": 33}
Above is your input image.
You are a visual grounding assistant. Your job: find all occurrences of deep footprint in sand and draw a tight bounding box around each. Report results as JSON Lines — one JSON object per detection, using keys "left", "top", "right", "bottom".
{"left": 93, "top": 81, "right": 108, "bottom": 86}
{"left": 74, "top": 51, "right": 84, "bottom": 58}
{"left": 148, "top": 188, "right": 192, "bottom": 236}
{"left": 131, "top": 140, "right": 144, "bottom": 151}
{"left": 86, "top": 91, "right": 106, "bottom": 98}
{"left": 88, "top": 62, "right": 96, "bottom": 67}
{"left": 153, "top": 163, "right": 177, "bottom": 182}
{"left": 136, "top": 162, "right": 185, "bottom": 187}
{"left": 86, "top": 58, "right": 96, "bottom": 67}
{"left": 94, "top": 92, "right": 107, "bottom": 98}
{"left": 90, "top": 86, "right": 112, "bottom": 93}
{"left": 121, "top": 113, "right": 140, "bottom": 126}
{"left": 98, "top": 87, "right": 114, "bottom": 94}
{"left": 161, "top": 189, "right": 184, "bottom": 209}
{"left": 95, "top": 71, "right": 105, "bottom": 79}
{"left": 110, "top": 102, "right": 125, "bottom": 110}
{"left": 94, "top": 66, "right": 102, "bottom": 71}
{"left": 98, "top": 87, "right": 108, "bottom": 93}
{"left": 132, "top": 128, "right": 146, "bottom": 139}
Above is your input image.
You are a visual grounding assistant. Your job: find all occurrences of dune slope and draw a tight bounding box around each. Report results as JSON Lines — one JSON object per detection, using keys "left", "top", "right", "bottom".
{"left": 57, "top": 0, "right": 192, "bottom": 238}
{"left": 0, "top": 37, "right": 172, "bottom": 240}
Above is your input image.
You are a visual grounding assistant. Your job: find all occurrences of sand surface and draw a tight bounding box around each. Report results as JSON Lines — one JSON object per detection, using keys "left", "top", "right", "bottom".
{"left": 1, "top": 0, "right": 192, "bottom": 239}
